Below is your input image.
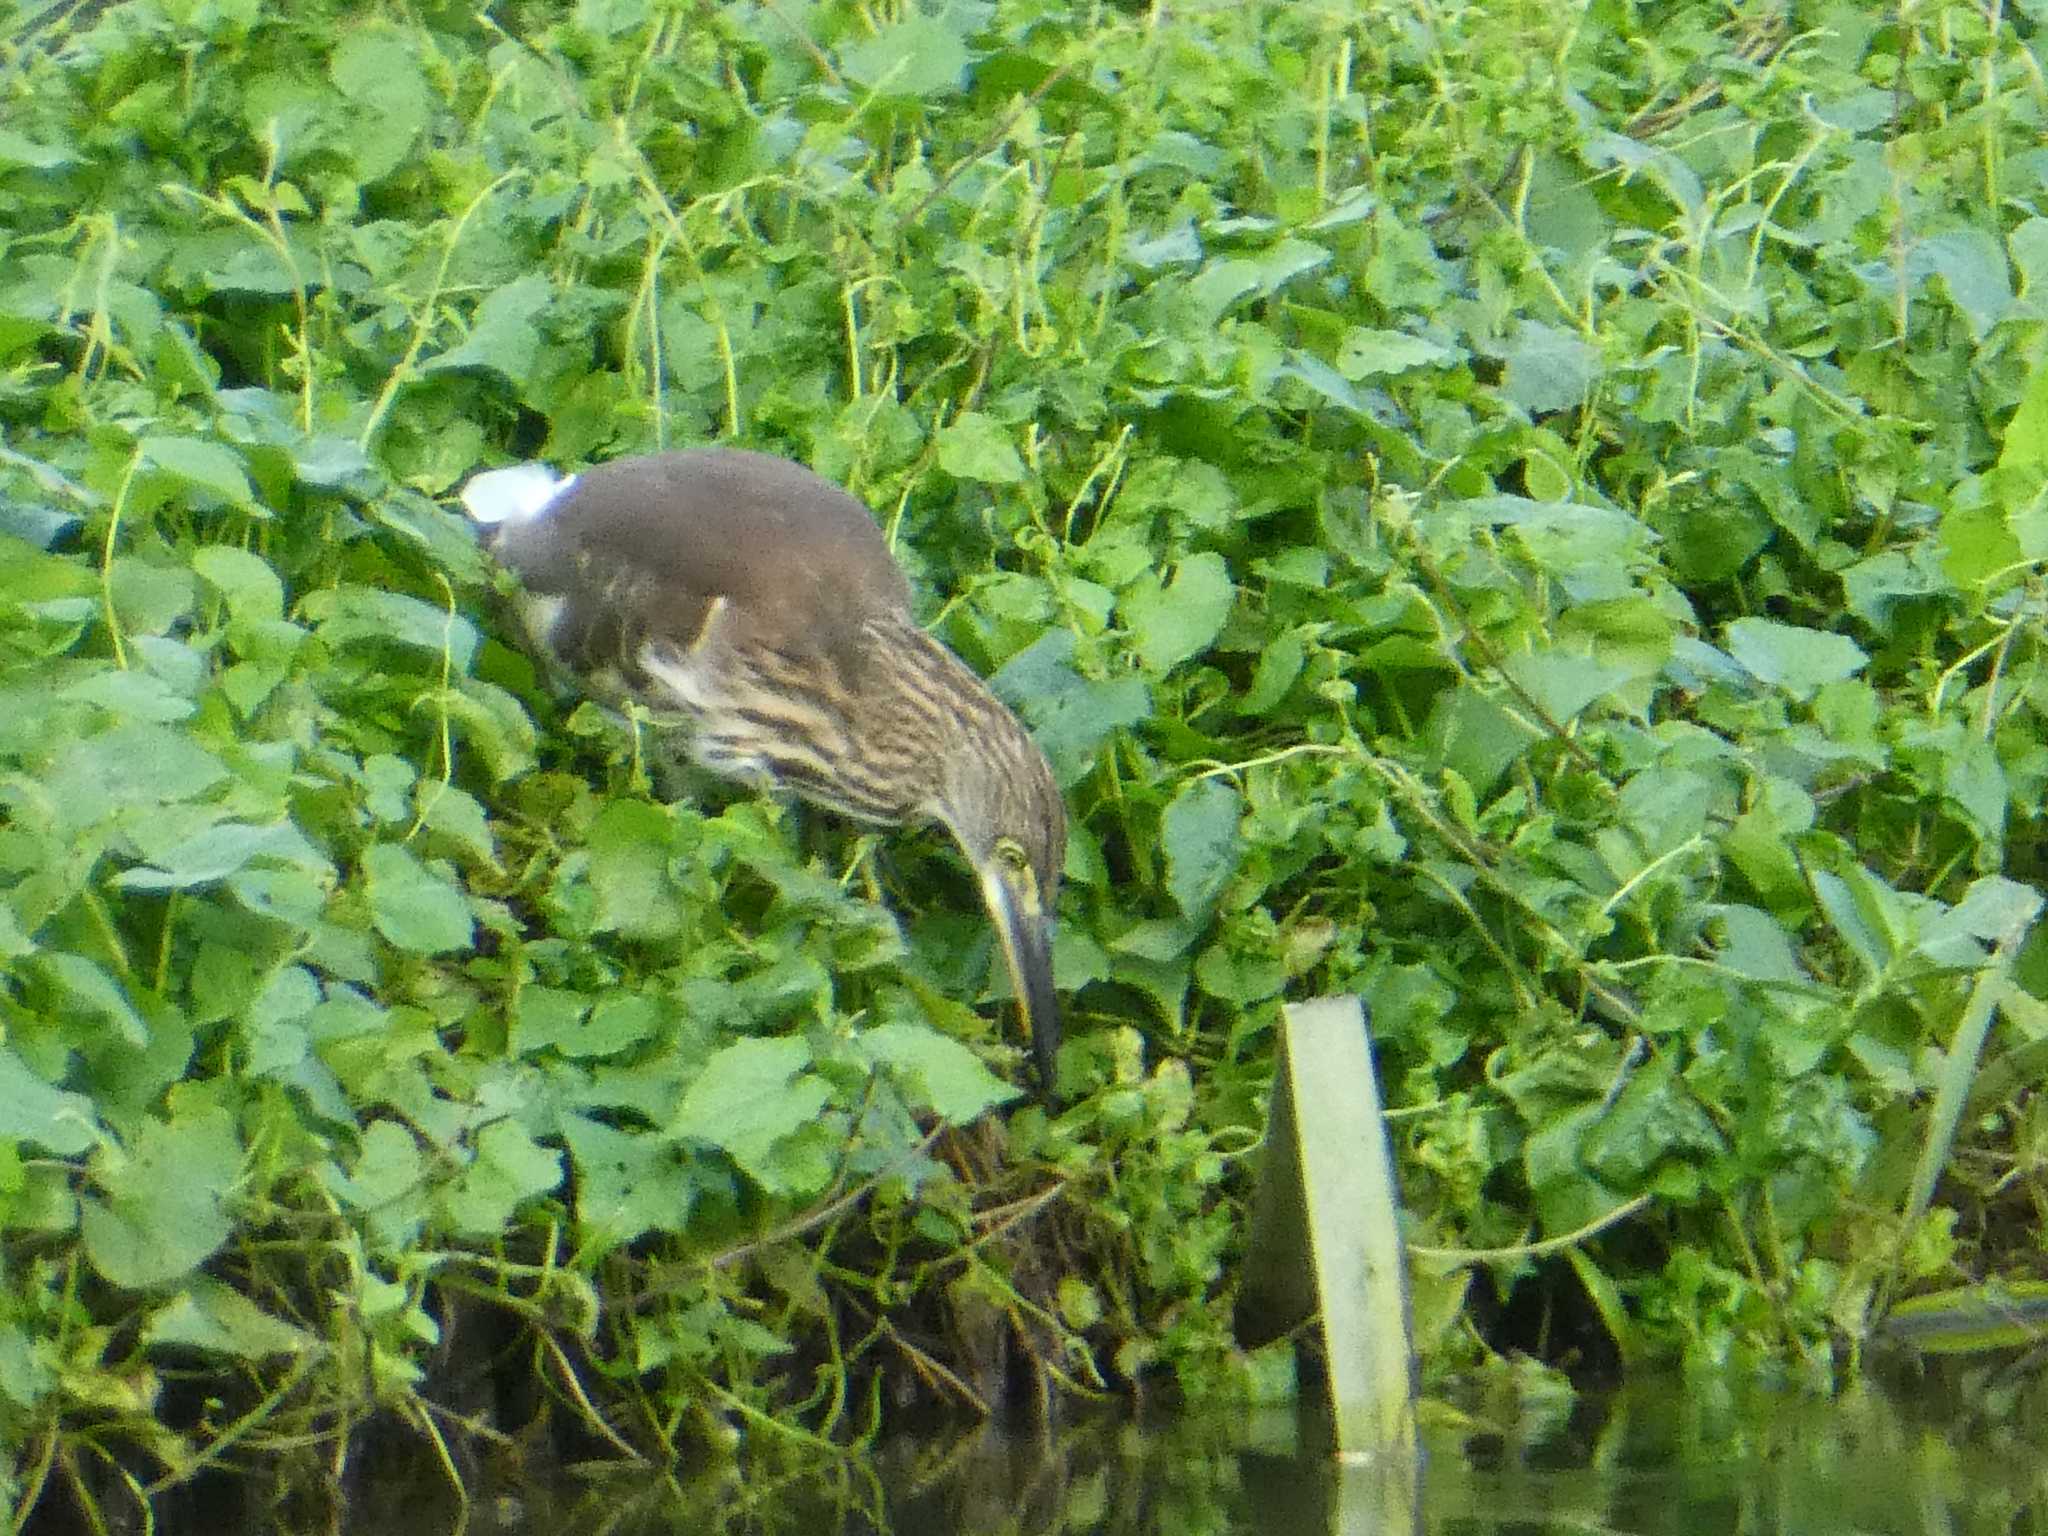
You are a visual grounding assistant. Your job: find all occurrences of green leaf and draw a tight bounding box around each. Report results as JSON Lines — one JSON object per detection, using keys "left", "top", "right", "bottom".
{"left": 440, "top": 1120, "right": 564, "bottom": 1236}
{"left": 1939, "top": 737, "right": 2007, "bottom": 841}
{"left": 1428, "top": 684, "right": 1537, "bottom": 798}
{"left": 1564, "top": 1246, "right": 1636, "bottom": 1367}
{"left": 48, "top": 723, "right": 228, "bottom": 824}
{"left": 514, "top": 985, "right": 661, "bottom": 1059}
{"left": 328, "top": 1120, "right": 427, "bottom": 1249}
{"left": 1911, "top": 228, "right": 2011, "bottom": 341}
{"left": 1708, "top": 906, "right": 1807, "bottom": 984}
{"left": 1499, "top": 650, "right": 1640, "bottom": 724}
{"left": 1123, "top": 552, "right": 1234, "bottom": 675}
{"left": 143, "top": 1279, "right": 316, "bottom": 1360}
{"left": 1467, "top": 496, "right": 1651, "bottom": 575}
{"left": 1162, "top": 779, "right": 1243, "bottom": 919}
{"left": 669, "top": 1037, "right": 832, "bottom": 1193}
{"left": 1581, "top": 1054, "right": 1725, "bottom": 1183}
{"left": 1125, "top": 222, "right": 1201, "bottom": 267}
{"left": 229, "top": 868, "right": 329, "bottom": 931}
{"left": 1724, "top": 618, "right": 1868, "bottom": 701}
{"left": 0, "top": 1323, "right": 56, "bottom": 1411}
{"left": 35, "top": 954, "right": 149, "bottom": 1049}
{"left": 1240, "top": 628, "right": 1306, "bottom": 713}
{"left": 109, "top": 557, "right": 198, "bottom": 634}
{"left": 582, "top": 994, "right": 662, "bottom": 1057}
{"left": 415, "top": 783, "right": 498, "bottom": 866}
{"left": 1058, "top": 1275, "right": 1104, "bottom": 1330}
{"left": 1182, "top": 258, "right": 1261, "bottom": 326}
{"left": 443, "top": 677, "right": 540, "bottom": 781}
{"left": 1723, "top": 776, "right": 1814, "bottom": 915}
{"left": 1277, "top": 351, "right": 1368, "bottom": 414}
{"left": 1306, "top": 186, "right": 1378, "bottom": 231}
{"left": 0, "top": 502, "right": 80, "bottom": 550}
{"left": 1336, "top": 327, "right": 1456, "bottom": 378}
{"left": 302, "top": 585, "right": 479, "bottom": 669}
{"left": 194, "top": 244, "right": 298, "bottom": 298}
{"left": 425, "top": 274, "right": 551, "bottom": 390}
{"left": 328, "top": 30, "right": 434, "bottom": 183}
{"left": 155, "top": 322, "right": 220, "bottom": 400}
{"left": 2011, "top": 215, "right": 2048, "bottom": 297}
{"left": 1998, "top": 365, "right": 2048, "bottom": 473}
{"left": 562, "top": 1113, "right": 693, "bottom": 1245}
{"left": 1811, "top": 869, "right": 1894, "bottom": 979}
{"left": 1500, "top": 322, "right": 1601, "bottom": 414}
{"left": 294, "top": 435, "right": 375, "bottom": 493}
{"left": 1248, "top": 238, "right": 1333, "bottom": 294}
{"left": 192, "top": 544, "right": 285, "bottom": 624}
{"left": 990, "top": 631, "right": 1151, "bottom": 786}
{"left": 935, "top": 411, "right": 1025, "bottom": 484}
{"left": 0, "top": 130, "right": 76, "bottom": 170}
{"left": 1839, "top": 546, "right": 1951, "bottom": 627}
{"left": 117, "top": 821, "right": 326, "bottom": 892}
{"left": 81, "top": 1107, "right": 240, "bottom": 1289}
{"left": 1921, "top": 876, "right": 2043, "bottom": 958}
{"left": 857, "top": 1022, "right": 1019, "bottom": 1121}
{"left": 510, "top": 987, "right": 587, "bottom": 1055}
{"left": 0, "top": 1047, "right": 98, "bottom": 1156}
{"left": 358, "top": 756, "right": 415, "bottom": 825}
{"left": 587, "top": 800, "right": 686, "bottom": 941}
{"left": 362, "top": 843, "right": 474, "bottom": 955}
{"left": 242, "top": 967, "right": 319, "bottom": 1083}
{"left": 138, "top": 436, "right": 255, "bottom": 509}
{"left": 0, "top": 903, "right": 31, "bottom": 961}
{"left": 61, "top": 668, "right": 195, "bottom": 724}
{"left": 840, "top": 15, "right": 970, "bottom": 97}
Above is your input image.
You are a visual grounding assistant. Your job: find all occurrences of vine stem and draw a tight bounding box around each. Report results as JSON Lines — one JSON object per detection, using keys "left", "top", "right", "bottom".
{"left": 356, "top": 170, "right": 524, "bottom": 450}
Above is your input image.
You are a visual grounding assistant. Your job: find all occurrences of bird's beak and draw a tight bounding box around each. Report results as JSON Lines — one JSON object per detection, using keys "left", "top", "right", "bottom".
{"left": 979, "top": 865, "right": 1060, "bottom": 1095}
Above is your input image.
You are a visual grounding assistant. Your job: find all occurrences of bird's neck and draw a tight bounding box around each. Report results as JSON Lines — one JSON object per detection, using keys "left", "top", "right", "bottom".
{"left": 863, "top": 615, "right": 1020, "bottom": 830}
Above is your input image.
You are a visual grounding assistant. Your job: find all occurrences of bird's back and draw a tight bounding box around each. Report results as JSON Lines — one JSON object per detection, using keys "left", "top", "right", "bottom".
{"left": 481, "top": 448, "right": 914, "bottom": 686}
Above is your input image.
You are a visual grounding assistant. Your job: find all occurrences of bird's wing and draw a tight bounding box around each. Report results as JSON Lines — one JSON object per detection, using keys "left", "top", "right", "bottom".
{"left": 474, "top": 449, "right": 913, "bottom": 689}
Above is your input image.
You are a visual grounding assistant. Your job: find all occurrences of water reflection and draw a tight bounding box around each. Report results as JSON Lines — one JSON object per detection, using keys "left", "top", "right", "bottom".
{"left": 287, "top": 1368, "right": 2048, "bottom": 1536}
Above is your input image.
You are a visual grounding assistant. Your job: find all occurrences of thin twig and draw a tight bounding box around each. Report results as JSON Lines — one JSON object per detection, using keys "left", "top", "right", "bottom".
{"left": 1409, "top": 1194, "right": 1653, "bottom": 1265}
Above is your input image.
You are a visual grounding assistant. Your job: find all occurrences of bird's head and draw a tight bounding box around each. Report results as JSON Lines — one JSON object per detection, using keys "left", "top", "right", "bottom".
{"left": 934, "top": 704, "right": 1066, "bottom": 1094}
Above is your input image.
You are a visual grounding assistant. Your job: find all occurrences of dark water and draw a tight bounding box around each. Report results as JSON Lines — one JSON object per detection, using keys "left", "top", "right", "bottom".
{"left": 138, "top": 1367, "right": 2048, "bottom": 1536}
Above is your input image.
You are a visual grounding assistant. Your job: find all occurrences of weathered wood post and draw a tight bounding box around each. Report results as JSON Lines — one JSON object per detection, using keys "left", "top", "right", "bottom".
{"left": 1235, "top": 995, "right": 1417, "bottom": 1468}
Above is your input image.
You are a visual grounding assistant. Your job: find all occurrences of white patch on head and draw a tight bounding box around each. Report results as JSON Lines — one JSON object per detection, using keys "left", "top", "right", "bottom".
{"left": 461, "top": 464, "right": 578, "bottom": 525}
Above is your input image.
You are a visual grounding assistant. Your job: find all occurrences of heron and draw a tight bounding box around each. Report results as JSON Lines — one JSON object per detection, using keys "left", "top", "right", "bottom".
{"left": 462, "top": 447, "right": 1065, "bottom": 1091}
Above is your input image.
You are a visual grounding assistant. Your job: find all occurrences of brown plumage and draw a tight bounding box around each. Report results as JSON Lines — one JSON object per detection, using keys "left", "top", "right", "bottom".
{"left": 463, "top": 447, "right": 1065, "bottom": 1090}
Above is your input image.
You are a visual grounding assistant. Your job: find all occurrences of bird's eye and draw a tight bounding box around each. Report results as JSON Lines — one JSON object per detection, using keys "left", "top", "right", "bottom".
{"left": 995, "top": 838, "right": 1030, "bottom": 873}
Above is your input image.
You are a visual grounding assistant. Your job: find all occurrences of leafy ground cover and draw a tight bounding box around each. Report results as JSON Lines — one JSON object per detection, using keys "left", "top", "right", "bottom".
{"left": 4, "top": 0, "right": 2048, "bottom": 1520}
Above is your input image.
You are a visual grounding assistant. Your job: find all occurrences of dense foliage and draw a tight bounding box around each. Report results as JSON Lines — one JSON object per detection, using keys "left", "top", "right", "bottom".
{"left": 4, "top": 0, "right": 2048, "bottom": 1517}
